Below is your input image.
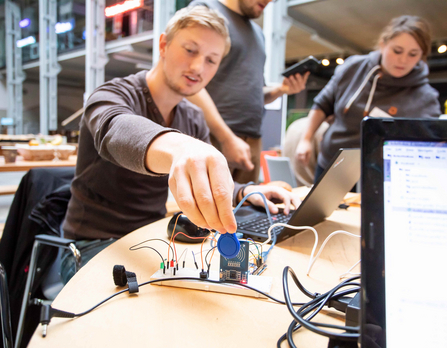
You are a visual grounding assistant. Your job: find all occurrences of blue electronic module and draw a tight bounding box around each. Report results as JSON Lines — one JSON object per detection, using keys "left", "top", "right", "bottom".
{"left": 219, "top": 241, "right": 249, "bottom": 284}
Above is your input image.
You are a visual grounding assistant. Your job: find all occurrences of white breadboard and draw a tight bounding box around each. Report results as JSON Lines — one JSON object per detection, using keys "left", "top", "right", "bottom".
{"left": 150, "top": 268, "right": 272, "bottom": 299}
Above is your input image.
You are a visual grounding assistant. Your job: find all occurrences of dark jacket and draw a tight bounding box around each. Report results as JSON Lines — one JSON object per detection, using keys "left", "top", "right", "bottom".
{"left": 0, "top": 167, "right": 74, "bottom": 348}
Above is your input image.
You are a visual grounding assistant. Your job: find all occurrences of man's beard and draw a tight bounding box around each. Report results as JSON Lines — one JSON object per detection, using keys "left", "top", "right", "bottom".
{"left": 164, "top": 73, "right": 198, "bottom": 97}
{"left": 239, "top": 0, "right": 262, "bottom": 19}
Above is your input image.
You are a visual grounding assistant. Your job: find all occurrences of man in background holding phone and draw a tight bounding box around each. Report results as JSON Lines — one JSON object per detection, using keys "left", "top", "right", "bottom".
{"left": 188, "top": 0, "right": 309, "bottom": 184}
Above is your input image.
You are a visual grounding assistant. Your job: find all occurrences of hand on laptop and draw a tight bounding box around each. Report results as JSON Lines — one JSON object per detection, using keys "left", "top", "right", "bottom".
{"left": 241, "top": 185, "right": 301, "bottom": 215}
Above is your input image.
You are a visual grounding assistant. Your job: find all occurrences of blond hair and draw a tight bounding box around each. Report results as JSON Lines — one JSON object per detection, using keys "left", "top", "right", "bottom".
{"left": 165, "top": 5, "right": 231, "bottom": 57}
{"left": 378, "top": 15, "right": 432, "bottom": 61}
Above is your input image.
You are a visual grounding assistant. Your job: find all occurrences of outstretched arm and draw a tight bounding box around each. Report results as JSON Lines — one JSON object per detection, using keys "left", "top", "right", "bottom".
{"left": 146, "top": 132, "right": 237, "bottom": 234}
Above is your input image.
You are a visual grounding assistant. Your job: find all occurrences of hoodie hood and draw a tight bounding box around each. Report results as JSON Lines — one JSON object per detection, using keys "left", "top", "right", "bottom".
{"left": 367, "top": 50, "right": 429, "bottom": 88}
{"left": 343, "top": 50, "right": 430, "bottom": 115}
{"left": 313, "top": 51, "right": 440, "bottom": 170}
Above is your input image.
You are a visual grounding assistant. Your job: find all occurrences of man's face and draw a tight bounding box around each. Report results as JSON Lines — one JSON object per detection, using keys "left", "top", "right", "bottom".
{"left": 160, "top": 26, "right": 226, "bottom": 97}
{"left": 238, "top": 0, "right": 273, "bottom": 19}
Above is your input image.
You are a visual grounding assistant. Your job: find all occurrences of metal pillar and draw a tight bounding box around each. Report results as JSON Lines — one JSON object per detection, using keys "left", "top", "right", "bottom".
{"left": 5, "top": 0, "right": 25, "bottom": 134}
{"left": 152, "top": 0, "right": 176, "bottom": 66}
{"left": 85, "top": 0, "right": 107, "bottom": 103}
{"left": 263, "top": 0, "right": 290, "bottom": 85}
{"left": 39, "top": 0, "right": 61, "bottom": 134}
{"left": 59, "top": 0, "right": 75, "bottom": 50}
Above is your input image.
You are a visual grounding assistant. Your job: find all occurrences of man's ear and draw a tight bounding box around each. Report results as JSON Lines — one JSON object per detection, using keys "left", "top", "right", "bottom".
{"left": 159, "top": 33, "right": 168, "bottom": 59}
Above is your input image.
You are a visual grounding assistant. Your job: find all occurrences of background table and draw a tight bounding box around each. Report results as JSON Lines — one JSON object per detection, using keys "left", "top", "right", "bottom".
{"left": 28, "top": 202, "right": 361, "bottom": 348}
{"left": 0, "top": 155, "right": 77, "bottom": 173}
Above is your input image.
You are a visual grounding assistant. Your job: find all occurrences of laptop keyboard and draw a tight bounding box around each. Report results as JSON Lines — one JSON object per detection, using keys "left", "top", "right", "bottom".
{"left": 237, "top": 212, "right": 292, "bottom": 235}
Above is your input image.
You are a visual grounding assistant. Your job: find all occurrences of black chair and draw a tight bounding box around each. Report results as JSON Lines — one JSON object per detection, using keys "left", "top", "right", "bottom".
{"left": 0, "top": 167, "right": 81, "bottom": 348}
{"left": 15, "top": 235, "right": 80, "bottom": 348}
{"left": 1, "top": 263, "right": 13, "bottom": 348}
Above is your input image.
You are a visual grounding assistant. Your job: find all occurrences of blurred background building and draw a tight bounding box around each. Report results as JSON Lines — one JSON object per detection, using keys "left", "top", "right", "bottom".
{"left": 0, "top": 0, "right": 446, "bottom": 136}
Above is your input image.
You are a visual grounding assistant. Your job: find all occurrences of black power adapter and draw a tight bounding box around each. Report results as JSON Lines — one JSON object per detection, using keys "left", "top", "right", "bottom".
{"left": 345, "top": 292, "right": 361, "bottom": 328}
{"left": 328, "top": 292, "right": 361, "bottom": 327}
{"left": 327, "top": 292, "right": 361, "bottom": 347}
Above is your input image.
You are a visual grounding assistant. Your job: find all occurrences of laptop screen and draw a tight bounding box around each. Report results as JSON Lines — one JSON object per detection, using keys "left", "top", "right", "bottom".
{"left": 383, "top": 140, "right": 447, "bottom": 347}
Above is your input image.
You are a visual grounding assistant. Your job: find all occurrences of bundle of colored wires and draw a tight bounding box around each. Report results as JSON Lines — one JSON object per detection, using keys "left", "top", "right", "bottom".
{"left": 129, "top": 238, "right": 173, "bottom": 264}
{"left": 167, "top": 213, "right": 218, "bottom": 271}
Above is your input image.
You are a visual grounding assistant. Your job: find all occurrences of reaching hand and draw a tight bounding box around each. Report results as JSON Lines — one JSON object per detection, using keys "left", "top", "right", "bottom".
{"left": 167, "top": 137, "right": 237, "bottom": 234}
{"left": 242, "top": 185, "right": 301, "bottom": 215}
{"left": 221, "top": 135, "right": 254, "bottom": 171}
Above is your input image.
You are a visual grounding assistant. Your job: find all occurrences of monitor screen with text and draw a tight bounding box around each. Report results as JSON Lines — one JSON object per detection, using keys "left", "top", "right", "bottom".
{"left": 383, "top": 140, "right": 447, "bottom": 347}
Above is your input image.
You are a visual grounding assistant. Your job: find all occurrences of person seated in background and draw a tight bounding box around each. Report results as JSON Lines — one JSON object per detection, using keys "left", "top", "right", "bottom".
{"left": 295, "top": 15, "right": 441, "bottom": 183}
{"left": 61, "top": 5, "right": 300, "bottom": 282}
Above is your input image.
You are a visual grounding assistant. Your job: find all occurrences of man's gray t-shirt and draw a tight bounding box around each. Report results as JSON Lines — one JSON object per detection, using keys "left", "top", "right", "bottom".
{"left": 190, "top": 0, "right": 266, "bottom": 138}
{"left": 63, "top": 71, "right": 210, "bottom": 240}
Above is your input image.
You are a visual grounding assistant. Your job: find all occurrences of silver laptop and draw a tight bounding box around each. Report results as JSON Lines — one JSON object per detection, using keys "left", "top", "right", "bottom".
{"left": 235, "top": 148, "right": 360, "bottom": 243}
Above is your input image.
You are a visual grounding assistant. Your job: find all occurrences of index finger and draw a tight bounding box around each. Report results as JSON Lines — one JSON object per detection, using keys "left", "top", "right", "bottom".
{"left": 291, "top": 196, "right": 301, "bottom": 211}
{"left": 302, "top": 71, "right": 310, "bottom": 84}
{"left": 208, "top": 164, "right": 237, "bottom": 233}
{"left": 279, "top": 192, "right": 292, "bottom": 215}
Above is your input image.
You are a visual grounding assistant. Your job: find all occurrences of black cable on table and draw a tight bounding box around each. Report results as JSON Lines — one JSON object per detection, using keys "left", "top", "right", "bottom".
{"left": 280, "top": 284, "right": 360, "bottom": 347}
{"left": 49, "top": 276, "right": 306, "bottom": 321}
{"left": 282, "top": 266, "right": 360, "bottom": 343}
{"left": 45, "top": 266, "right": 361, "bottom": 348}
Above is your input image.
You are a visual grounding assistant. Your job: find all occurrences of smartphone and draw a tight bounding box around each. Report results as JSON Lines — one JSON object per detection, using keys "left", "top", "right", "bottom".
{"left": 281, "top": 56, "right": 321, "bottom": 78}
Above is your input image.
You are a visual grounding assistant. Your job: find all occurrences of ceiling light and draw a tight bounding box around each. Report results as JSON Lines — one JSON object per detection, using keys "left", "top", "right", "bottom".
{"left": 55, "top": 22, "right": 73, "bottom": 34}
{"left": 19, "top": 18, "right": 31, "bottom": 28}
{"left": 438, "top": 45, "right": 447, "bottom": 54}
{"left": 336, "top": 58, "right": 344, "bottom": 65}
{"left": 321, "top": 59, "right": 330, "bottom": 66}
{"left": 16, "top": 36, "right": 36, "bottom": 48}
{"left": 105, "top": 0, "right": 142, "bottom": 18}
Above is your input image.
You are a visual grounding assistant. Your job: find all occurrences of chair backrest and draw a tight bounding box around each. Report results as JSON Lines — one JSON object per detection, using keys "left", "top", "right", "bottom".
{"left": 264, "top": 155, "right": 298, "bottom": 188}
{"left": 260, "top": 150, "right": 278, "bottom": 183}
{"left": 0, "top": 167, "right": 75, "bottom": 348}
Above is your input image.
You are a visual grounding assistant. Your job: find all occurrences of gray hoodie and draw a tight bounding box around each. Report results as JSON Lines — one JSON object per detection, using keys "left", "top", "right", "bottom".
{"left": 313, "top": 50, "right": 441, "bottom": 169}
